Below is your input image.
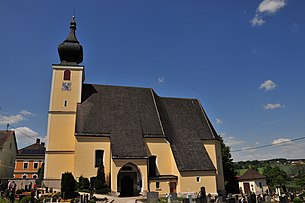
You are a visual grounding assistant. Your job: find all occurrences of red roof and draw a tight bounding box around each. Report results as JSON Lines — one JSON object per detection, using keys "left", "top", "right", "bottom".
{"left": 239, "top": 169, "right": 265, "bottom": 181}
{"left": 18, "top": 139, "right": 45, "bottom": 155}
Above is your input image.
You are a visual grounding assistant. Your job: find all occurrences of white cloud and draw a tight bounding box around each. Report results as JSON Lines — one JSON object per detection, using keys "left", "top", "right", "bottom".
{"left": 259, "top": 80, "right": 277, "bottom": 91}
{"left": 258, "top": 0, "right": 287, "bottom": 13}
{"left": 20, "top": 110, "right": 32, "bottom": 116}
{"left": 232, "top": 135, "right": 305, "bottom": 161}
{"left": 14, "top": 126, "right": 39, "bottom": 149}
{"left": 0, "top": 110, "right": 32, "bottom": 125}
{"left": 251, "top": 0, "right": 287, "bottom": 26}
{"left": 220, "top": 132, "right": 246, "bottom": 147}
{"left": 291, "top": 23, "right": 299, "bottom": 32}
{"left": 216, "top": 118, "right": 223, "bottom": 124}
{"left": 251, "top": 14, "right": 265, "bottom": 26}
{"left": 232, "top": 137, "right": 305, "bottom": 161}
{"left": 0, "top": 114, "right": 24, "bottom": 125}
{"left": 263, "top": 103, "right": 284, "bottom": 110}
{"left": 157, "top": 77, "right": 165, "bottom": 84}
{"left": 272, "top": 138, "right": 292, "bottom": 145}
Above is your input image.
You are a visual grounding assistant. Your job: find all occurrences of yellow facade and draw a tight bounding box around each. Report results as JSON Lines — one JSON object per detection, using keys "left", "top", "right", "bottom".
{"left": 0, "top": 133, "right": 17, "bottom": 180}
{"left": 74, "top": 136, "right": 111, "bottom": 182}
{"left": 149, "top": 180, "right": 172, "bottom": 195}
{"left": 145, "top": 138, "right": 174, "bottom": 175}
{"left": 204, "top": 140, "right": 225, "bottom": 193}
{"left": 44, "top": 64, "right": 84, "bottom": 188}
{"left": 179, "top": 171, "right": 217, "bottom": 195}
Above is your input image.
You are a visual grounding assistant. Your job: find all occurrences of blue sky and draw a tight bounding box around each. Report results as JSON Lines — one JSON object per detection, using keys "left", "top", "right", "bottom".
{"left": 0, "top": 0, "right": 304, "bottom": 161}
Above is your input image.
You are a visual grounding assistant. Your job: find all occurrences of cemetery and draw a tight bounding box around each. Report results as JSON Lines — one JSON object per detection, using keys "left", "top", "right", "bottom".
{"left": 1, "top": 167, "right": 305, "bottom": 203}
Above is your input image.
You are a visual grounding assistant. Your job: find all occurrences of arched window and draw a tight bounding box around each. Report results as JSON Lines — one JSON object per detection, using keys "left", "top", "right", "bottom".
{"left": 63, "top": 70, "right": 71, "bottom": 80}
{"left": 95, "top": 150, "right": 104, "bottom": 167}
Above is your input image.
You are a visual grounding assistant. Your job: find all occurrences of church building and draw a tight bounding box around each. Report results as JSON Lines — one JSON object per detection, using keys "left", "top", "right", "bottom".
{"left": 44, "top": 17, "right": 225, "bottom": 197}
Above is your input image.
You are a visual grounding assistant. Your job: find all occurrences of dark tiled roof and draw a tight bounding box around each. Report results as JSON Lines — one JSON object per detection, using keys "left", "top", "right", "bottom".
{"left": 239, "top": 169, "right": 265, "bottom": 180}
{"left": 76, "top": 84, "right": 218, "bottom": 171}
{"left": 76, "top": 84, "right": 164, "bottom": 158}
{"left": 18, "top": 142, "right": 46, "bottom": 155}
{"left": 156, "top": 97, "right": 216, "bottom": 171}
{"left": 0, "top": 130, "right": 15, "bottom": 149}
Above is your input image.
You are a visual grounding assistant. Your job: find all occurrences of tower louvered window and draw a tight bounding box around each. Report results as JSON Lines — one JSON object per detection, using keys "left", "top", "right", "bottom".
{"left": 63, "top": 70, "right": 71, "bottom": 80}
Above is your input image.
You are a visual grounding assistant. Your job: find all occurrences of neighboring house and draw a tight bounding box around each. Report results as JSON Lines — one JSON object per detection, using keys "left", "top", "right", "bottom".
{"left": 238, "top": 169, "right": 268, "bottom": 195}
{"left": 13, "top": 138, "right": 45, "bottom": 189}
{"left": 0, "top": 130, "right": 17, "bottom": 185}
{"left": 43, "top": 17, "right": 225, "bottom": 197}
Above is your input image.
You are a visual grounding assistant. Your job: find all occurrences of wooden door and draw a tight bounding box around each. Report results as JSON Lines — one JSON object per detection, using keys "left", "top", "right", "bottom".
{"left": 243, "top": 182, "right": 250, "bottom": 195}
{"left": 170, "top": 182, "right": 176, "bottom": 193}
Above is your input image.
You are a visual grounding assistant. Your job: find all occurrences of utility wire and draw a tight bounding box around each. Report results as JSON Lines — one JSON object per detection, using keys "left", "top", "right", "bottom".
{"left": 7, "top": 124, "right": 36, "bottom": 140}
{"left": 231, "top": 136, "right": 305, "bottom": 153}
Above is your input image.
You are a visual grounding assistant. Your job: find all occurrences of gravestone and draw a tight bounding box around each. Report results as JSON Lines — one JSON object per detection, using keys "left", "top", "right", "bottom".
{"left": 147, "top": 192, "right": 159, "bottom": 203}
{"left": 279, "top": 195, "right": 288, "bottom": 203}
{"left": 169, "top": 193, "right": 178, "bottom": 201}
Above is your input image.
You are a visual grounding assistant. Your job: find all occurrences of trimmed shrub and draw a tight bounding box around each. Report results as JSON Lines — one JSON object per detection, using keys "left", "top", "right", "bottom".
{"left": 77, "top": 175, "right": 90, "bottom": 191}
{"left": 16, "top": 189, "right": 25, "bottom": 194}
{"left": 94, "top": 165, "right": 106, "bottom": 191}
{"left": 61, "top": 172, "right": 76, "bottom": 199}
{"left": 95, "top": 187, "right": 110, "bottom": 194}
{"left": 19, "top": 196, "right": 31, "bottom": 203}
{"left": 293, "top": 197, "right": 302, "bottom": 203}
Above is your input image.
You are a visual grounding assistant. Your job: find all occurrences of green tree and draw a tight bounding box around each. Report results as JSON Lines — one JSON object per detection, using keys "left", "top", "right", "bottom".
{"left": 61, "top": 172, "right": 76, "bottom": 199}
{"left": 37, "top": 164, "right": 44, "bottom": 187}
{"left": 220, "top": 136, "right": 239, "bottom": 194}
{"left": 296, "top": 177, "right": 305, "bottom": 190}
{"left": 94, "top": 164, "right": 109, "bottom": 194}
{"left": 77, "top": 175, "right": 90, "bottom": 191}
{"left": 263, "top": 166, "right": 288, "bottom": 189}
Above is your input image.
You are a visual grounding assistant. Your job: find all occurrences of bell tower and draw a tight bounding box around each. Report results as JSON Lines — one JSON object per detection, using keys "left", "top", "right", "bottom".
{"left": 44, "top": 16, "right": 85, "bottom": 188}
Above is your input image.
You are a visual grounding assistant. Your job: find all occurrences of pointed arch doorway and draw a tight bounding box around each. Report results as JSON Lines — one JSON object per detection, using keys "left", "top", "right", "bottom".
{"left": 117, "top": 163, "right": 142, "bottom": 197}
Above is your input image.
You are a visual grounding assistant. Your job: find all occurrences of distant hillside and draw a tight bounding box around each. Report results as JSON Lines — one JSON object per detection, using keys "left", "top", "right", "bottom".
{"left": 234, "top": 158, "right": 305, "bottom": 177}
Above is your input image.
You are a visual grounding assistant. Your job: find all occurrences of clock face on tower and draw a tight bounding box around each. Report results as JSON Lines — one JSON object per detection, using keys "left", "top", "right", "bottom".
{"left": 62, "top": 82, "right": 72, "bottom": 91}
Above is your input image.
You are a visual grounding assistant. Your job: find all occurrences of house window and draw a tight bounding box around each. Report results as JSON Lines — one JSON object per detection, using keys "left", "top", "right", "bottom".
{"left": 63, "top": 70, "right": 71, "bottom": 80}
{"left": 23, "top": 162, "right": 29, "bottom": 169}
{"left": 33, "top": 174, "right": 37, "bottom": 179}
{"left": 156, "top": 182, "right": 160, "bottom": 189}
{"left": 196, "top": 176, "right": 201, "bottom": 183}
{"left": 148, "top": 156, "right": 157, "bottom": 177}
{"left": 259, "top": 182, "right": 262, "bottom": 188}
{"left": 33, "top": 162, "right": 39, "bottom": 169}
{"left": 22, "top": 174, "right": 27, "bottom": 179}
{"left": 95, "top": 150, "right": 104, "bottom": 167}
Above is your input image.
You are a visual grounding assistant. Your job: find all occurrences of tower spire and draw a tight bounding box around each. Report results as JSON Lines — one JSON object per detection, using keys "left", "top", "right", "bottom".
{"left": 57, "top": 16, "right": 83, "bottom": 64}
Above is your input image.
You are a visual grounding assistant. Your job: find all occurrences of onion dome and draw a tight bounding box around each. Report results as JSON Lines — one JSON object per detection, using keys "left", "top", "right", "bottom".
{"left": 58, "top": 16, "right": 83, "bottom": 64}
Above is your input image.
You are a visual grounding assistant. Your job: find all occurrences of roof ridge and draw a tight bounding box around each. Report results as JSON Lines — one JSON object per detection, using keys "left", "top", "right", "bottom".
{"left": 85, "top": 83, "right": 153, "bottom": 90}
{"left": 150, "top": 89, "right": 165, "bottom": 137}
